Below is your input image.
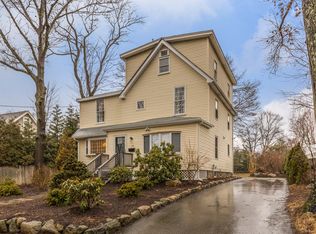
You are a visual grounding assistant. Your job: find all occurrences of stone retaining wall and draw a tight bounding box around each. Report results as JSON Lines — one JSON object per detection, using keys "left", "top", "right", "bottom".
{"left": 0, "top": 176, "right": 240, "bottom": 234}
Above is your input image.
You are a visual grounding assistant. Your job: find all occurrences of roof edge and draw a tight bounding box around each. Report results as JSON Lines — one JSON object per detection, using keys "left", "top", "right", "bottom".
{"left": 77, "top": 90, "right": 122, "bottom": 103}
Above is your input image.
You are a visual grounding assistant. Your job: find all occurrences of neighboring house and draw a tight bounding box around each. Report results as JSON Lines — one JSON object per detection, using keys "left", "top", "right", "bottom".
{"left": 73, "top": 30, "right": 237, "bottom": 179}
{"left": 0, "top": 110, "right": 37, "bottom": 131}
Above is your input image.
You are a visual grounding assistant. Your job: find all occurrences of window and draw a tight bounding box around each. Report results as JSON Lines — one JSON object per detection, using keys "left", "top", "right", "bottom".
{"left": 175, "top": 87, "right": 185, "bottom": 115}
{"left": 144, "top": 132, "right": 181, "bottom": 153}
{"left": 227, "top": 83, "right": 231, "bottom": 97}
{"left": 214, "top": 60, "right": 217, "bottom": 80}
{"left": 89, "top": 139, "right": 106, "bottom": 155}
{"left": 96, "top": 99, "right": 104, "bottom": 123}
{"left": 227, "top": 144, "right": 230, "bottom": 157}
{"left": 137, "top": 100, "right": 145, "bottom": 110}
{"left": 159, "top": 49, "right": 170, "bottom": 74}
{"left": 215, "top": 99, "right": 219, "bottom": 119}
{"left": 227, "top": 114, "right": 230, "bottom": 130}
{"left": 215, "top": 136, "right": 218, "bottom": 159}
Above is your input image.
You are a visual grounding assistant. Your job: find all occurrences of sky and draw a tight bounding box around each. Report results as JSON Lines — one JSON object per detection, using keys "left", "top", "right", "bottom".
{"left": 0, "top": 0, "right": 308, "bottom": 132}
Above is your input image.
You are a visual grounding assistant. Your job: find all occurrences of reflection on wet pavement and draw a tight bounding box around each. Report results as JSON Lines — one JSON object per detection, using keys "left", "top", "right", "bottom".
{"left": 120, "top": 178, "right": 292, "bottom": 234}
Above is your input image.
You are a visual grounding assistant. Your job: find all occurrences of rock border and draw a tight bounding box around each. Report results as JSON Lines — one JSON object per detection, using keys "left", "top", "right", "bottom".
{"left": 0, "top": 176, "right": 239, "bottom": 234}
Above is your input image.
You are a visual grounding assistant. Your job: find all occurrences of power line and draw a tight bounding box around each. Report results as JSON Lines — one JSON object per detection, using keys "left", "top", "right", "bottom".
{"left": 0, "top": 104, "right": 74, "bottom": 108}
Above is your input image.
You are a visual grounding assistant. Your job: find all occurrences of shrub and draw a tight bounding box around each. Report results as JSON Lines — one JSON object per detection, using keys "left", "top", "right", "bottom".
{"left": 284, "top": 144, "right": 309, "bottom": 185}
{"left": 108, "top": 166, "right": 133, "bottom": 183}
{"left": 62, "top": 177, "right": 104, "bottom": 211}
{"left": 0, "top": 179, "right": 22, "bottom": 197}
{"left": 135, "top": 177, "right": 154, "bottom": 190}
{"left": 49, "top": 159, "right": 91, "bottom": 189}
{"left": 134, "top": 143, "right": 182, "bottom": 184}
{"left": 117, "top": 181, "right": 141, "bottom": 197}
{"left": 32, "top": 166, "right": 56, "bottom": 190}
{"left": 47, "top": 188, "right": 69, "bottom": 206}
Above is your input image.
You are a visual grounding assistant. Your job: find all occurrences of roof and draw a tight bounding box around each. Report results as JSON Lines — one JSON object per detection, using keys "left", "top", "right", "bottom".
{"left": 73, "top": 116, "right": 213, "bottom": 139}
{"left": 120, "top": 30, "right": 236, "bottom": 85}
{"left": 76, "top": 90, "right": 121, "bottom": 103}
{"left": 0, "top": 111, "right": 36, "bottom": 123}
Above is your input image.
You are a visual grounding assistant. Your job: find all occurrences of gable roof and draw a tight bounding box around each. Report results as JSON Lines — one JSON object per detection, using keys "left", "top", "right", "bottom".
{"left": 0, "top": 111, "right": 36, "bottom": 123}
{"left": 121, "top": 30, "right": 236, "bottom": 85}
{"left": 119, "top": 39, "right": 237, "bottom": 116}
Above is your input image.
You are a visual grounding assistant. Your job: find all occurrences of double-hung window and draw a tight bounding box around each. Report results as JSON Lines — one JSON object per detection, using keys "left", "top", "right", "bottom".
{"left": 96, "top": 99, "right": 104, "bottom": 123}
{"left": 175, "top": 87, "right": 185, "bottom": 115}
{"left": 227, "top": 114, "right": 230, "bottom": 130}
{"left": 215, "top": 136, "right": 218, "bottom": 159}
{"left": 227, "top": 144, "right": 230, "bottom": 157}
{"left": 215, "top": 99, "right": 219, "bottom": 120}
{"left": 159, "top": 49, "right": 170, "bottom": 74}
{"left": 144, "top": 132, "right": 181, "bottom": 153}
{"left": 227, "top": 83, "right": 231, "bottom": 98}
{"left": 214, "top": 60, "right": 217, "bottom": 81}
{"left": 86, "top": 138, "right": 106, "bottom": 155}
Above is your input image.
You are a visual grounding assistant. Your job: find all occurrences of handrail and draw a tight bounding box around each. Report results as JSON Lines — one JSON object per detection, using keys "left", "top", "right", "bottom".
{"left": 86, "top": 153, "right": 109, "bottom": 174}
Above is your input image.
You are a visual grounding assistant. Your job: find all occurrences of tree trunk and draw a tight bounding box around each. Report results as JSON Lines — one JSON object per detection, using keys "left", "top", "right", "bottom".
{"left": 302, "top": 0, "right": 316, "bottom": 124}
{"left": 34, "top": 63, "right": 46, "bottom": 167}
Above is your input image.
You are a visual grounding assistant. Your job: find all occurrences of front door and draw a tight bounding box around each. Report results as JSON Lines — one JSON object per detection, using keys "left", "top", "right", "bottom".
{"left": 115, "top": 137, "right": 125, "bottom": 166}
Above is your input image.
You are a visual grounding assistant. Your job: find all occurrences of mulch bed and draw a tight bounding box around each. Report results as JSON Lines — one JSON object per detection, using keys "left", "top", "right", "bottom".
{"left": 0, "top": 185, "right": 45, "bottom": 202}
{"left": 0, "top": 180, "right": 213, "bottom": 227}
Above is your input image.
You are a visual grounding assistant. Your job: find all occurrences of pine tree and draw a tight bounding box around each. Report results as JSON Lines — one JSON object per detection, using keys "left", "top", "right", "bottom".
{"left": 63, "top": 105, "right": 79, "bottom": 137}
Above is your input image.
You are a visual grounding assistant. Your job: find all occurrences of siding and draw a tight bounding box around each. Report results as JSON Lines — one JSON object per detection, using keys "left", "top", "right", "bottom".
{"left": 78, "top": 124, "right": 198, "bottom": 164}
{"left": 125, "top": 49, "right": 151, "bottom": 83}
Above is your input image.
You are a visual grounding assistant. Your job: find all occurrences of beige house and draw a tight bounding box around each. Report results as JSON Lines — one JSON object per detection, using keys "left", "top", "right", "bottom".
{"left": 73, "top": 30, "right": 236, "bottom": 179}
{"left": 0, "top": 110, "right": 37, "bottom": 131}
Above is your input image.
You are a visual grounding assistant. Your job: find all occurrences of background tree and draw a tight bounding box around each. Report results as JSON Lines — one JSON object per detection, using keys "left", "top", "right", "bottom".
{"left": 57, "top": 0, "right": 143, "bottom": 98}
{"left": 264, "top": 0, "right": 316, "bottom": 121}
{"left": 0, "top": 0, "right": 116, "bottom": 167}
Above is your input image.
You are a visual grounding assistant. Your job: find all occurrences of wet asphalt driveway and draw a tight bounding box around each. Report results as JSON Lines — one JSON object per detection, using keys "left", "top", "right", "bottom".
{"left": 120, "top": 178, "right": 292, "bottom": 234}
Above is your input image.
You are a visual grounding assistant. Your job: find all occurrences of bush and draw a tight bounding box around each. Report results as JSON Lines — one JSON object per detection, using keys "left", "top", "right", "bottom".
{"left": 0, "top": 179, "right": 22, "bottom": 197}
{"left": 108, "top": 166, "right": 133, "bottom": 183}
{"left": 47, "top": 188, "right": 69, "bottom": 206}
{"left": 49, "top": 159, "right": 91, "bottom": 189}
{"left": 135, "top": 177, "right": 154, "bottom": 190}
{"left": 134, "top": 143, "right": 182, "bottom": 184}
{"left": 32, "top": 166, "right": 56, "bottom": 190}
{"left": 62, "top": 177, "right": 104, "bottom": 211}
{"left": 284, "top": 144, "right": 309, "bottom": 185}
{"left": 117, "top": 181, "right": 141, "bottom": 197}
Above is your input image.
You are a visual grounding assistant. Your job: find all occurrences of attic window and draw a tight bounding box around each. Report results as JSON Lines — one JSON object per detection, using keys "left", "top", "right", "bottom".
{"left": 136, "top": 100, "right": 145, "bottom": 110}
{"left": 159, "top": 49, "right": 170, "bottom": 74}
{"left": 214, "top": 60, "right": 217, "bottom": 81}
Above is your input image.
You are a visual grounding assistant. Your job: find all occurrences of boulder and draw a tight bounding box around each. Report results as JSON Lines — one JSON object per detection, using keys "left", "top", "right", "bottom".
{"left": 0, "top": 220, "right": 7, "bottom": 233}
{"left": 137, "top": 205, "right": 151, "bottom": 216}
{"left": 159, "top": 198, "right": 170, "bottom": 206}
{"left": 41, "top": 219, "right": 59, "bottom": 234}
{"left": 130, "top": 210, "right": 142, "bottom": 221}
{"left": 77, "top": 225, "right": 88, "bottom": 233}
{"left": 56, "top": 224, "right": 64, "bottom": 232}
{"left": 7, "top": 218, "right": 18, "bottom": 233}
{"left": 104, "top": 219, "right": 120, "bottom": 232}
{"left": 150, "top": 203, "right": 160, "bottom": 211}
{"left": 268, "top": 173, "right": 277, "bottom": 178}
{"left": 16, "top": 217, "right": 26, "bottom": 228}
{"left": 165, "top": 179, "right": 182, "bottom": 187}
{"left": 84, "top": 225, "right": 106, "bottom": 234}
{"left": 21, "top": 221, "right": 42, "bottom": 234}
{"left": 118, "top": 214, "right": 132, "bottom": 226}
{"left": 64, "top": 224, "right": 79, "bottom": 234}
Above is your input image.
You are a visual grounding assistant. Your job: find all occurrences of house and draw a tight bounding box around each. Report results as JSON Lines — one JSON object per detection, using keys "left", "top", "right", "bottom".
{"left": 0, "top": 110, "right": 37, "bottom": 131}
{"left": 73, "top": 30, "right": 237, "bottom": 179}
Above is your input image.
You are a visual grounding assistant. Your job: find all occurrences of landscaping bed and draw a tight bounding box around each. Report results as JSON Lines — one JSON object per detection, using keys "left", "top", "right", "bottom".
{"left": 287, "top": 184, "right": 316, "bottom": 233}
{"left": 0, "top": 178, "right": 223, "bottom": 228}
{"left": 0, "top": 185, "right": 44, "bottom": 203}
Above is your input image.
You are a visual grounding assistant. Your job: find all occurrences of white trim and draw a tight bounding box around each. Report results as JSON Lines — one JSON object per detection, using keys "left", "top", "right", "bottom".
{"left": 114, "top": 135, "right": 127, "bottom": 154}
{"left": 136, "top": 100, "right": 145, "bottom": 111}
{"left": 13, "top": 112, "right": 36, "bottom": 125}
{"left": 147, "top": 132, "right": 181, "bottom": 153}
{"left": 87, "top": 137, "right": 107, "bottom": 155}
{"left": 158, "top": 49, "right": 170, "bottom": 75}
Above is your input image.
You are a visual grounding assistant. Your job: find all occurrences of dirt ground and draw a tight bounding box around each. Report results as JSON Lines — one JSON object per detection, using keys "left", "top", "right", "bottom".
{"left": 287, "top": 184, "right": 316, "bottom": 233}
{"left": 0, "top": 181, "right": 204, "bottom": 227}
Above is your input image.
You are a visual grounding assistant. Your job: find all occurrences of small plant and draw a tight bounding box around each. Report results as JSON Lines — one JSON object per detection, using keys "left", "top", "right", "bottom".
{"left": 62, "top": 177, "right": 104, "bottom": 211}
{"left": 108, "top": 166, "right": 133, "bottom": 183}
{"left": 0, "top": 179, "right": 22, "bottom": 197}
{"left": 135, "top": 177, "right": 154, "bottom": 190}
{"left": 134, "top": 143, "right": 182, "bottom": 184}
{"left": 47, "top": 188, "right": 69, "bottom": 206}
{"left": 117, "top": 181, "right": 141, "bottom": 197}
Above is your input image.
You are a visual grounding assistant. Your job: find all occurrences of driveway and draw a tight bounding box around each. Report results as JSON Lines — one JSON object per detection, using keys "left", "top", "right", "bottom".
{"left": 120, "top": 178, "right": 292, "bottom": 234}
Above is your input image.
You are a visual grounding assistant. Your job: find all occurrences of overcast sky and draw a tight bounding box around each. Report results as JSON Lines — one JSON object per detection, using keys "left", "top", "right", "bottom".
{"left": 0, "top": 0, "right": 308, "bottom": 131}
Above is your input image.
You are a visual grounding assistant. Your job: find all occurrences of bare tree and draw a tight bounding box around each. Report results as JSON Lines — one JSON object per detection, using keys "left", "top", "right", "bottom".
{"left": 0, "top": 0, "right": 112, "bottom": 167}
{"left": 264, "top": 0, "right": 316, "bottom": 122}
{"left": 57, "top": 0, "right": 143, "bottom": 98}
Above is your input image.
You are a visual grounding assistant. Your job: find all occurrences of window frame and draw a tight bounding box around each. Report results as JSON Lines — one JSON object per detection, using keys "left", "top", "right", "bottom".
{"left": 136, "top": 100, "right": 145, "bottom": 110}
{"left": 215, "top": 99, "right": 219, "bottom": 120}
{"left": 158, "top": 49, "right": 170, "bottom": 75}
{"left": 227, "top": 144, "right": 230, "bottom": 157}
{"left": 87, "top": 137, "right": 107, "bottom": 155}
{"left": 96, "top": 99, "right": 105, "bottom": 123}
{"left": 227, "top": 114, "right": 230, "bottom": 130}
{"left": 213, "top": 60, "right": 217, "bottom": 81}
{"left": 174, "top": 86, "right": 186, "bottom": 115}
{"left": 227, "top": 83, "right": 231, "bottom": 98}
{"left": 144, "top": 132, "right": 181, "bottom": 153}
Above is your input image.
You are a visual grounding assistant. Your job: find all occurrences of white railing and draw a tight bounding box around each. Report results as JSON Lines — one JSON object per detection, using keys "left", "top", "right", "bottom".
{"left": 86, "top": 153, "right": 109, "bottom": 174}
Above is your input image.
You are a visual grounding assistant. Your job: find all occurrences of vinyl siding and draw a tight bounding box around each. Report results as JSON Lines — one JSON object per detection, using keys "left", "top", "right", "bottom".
{"left": 125, "top": 49, "right": 151, "bottom": 83}
{"left": 78, "top": 124, "right": 198, "bottom": 164}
